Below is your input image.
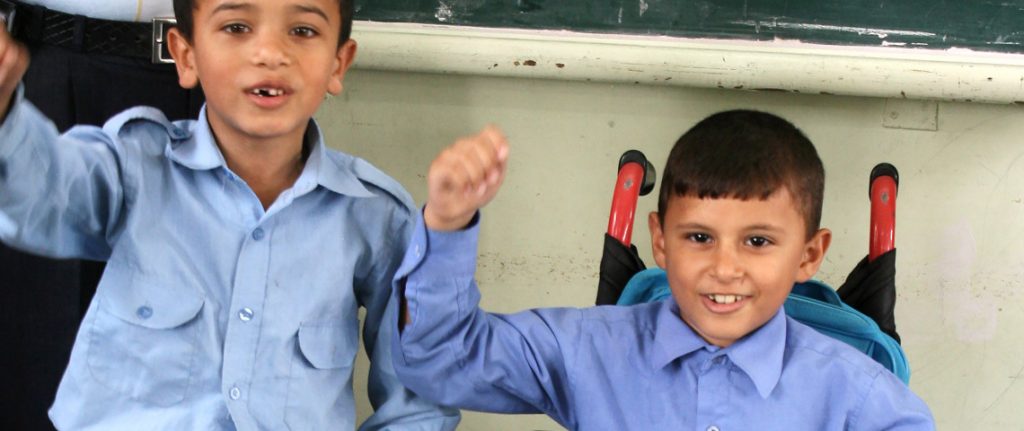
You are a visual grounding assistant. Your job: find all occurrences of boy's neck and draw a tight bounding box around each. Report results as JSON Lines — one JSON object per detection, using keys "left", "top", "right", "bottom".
{"left": 218, "top": 134, "right": 309, "bottom": 210}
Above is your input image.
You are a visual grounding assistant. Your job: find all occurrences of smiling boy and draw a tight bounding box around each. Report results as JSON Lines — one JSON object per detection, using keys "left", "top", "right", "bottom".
{"left": 391, "top": 112, "right": 935, "bottom": 430}
{"left": 0, "top": 0, "right": 458, "bottom": 429}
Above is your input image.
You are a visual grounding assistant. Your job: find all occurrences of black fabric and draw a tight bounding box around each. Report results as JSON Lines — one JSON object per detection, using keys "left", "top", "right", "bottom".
{"left": 0, "top": 41, "right": 203, "bottom": 431}
{"left": 596, "top": 233, "right": 646, "bottom": 305}
{"left": 11, "top": 3, "right": 155, "bottom": 59}
{"left": 836, "top": 249, "right": 900, "bottom": 344}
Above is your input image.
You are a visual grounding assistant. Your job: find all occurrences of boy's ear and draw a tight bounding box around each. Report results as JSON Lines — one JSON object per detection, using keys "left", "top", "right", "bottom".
{"left": 648, "top": 211, "right": 668, "bottom": 269}
{"left": 796, "top": 228, "right": 832, "bottom": 282}
{"left": 167, "top": 28, "right": 199, "bottom": 89}
{"left": 327, "top": 39, "right": 358, "bottom": 96}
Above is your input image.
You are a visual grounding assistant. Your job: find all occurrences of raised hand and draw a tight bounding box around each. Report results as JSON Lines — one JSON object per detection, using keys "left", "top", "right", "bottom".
{"left": 0, "top": 24, "right": 28, "bottom": 121}
{"left": 424, "top": 126, "right": 509, "bottom": 231}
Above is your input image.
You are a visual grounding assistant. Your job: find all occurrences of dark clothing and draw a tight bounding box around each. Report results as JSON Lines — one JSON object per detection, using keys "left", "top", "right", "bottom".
{"left": 1, "top": 40, "right": 203, "bottom": 431}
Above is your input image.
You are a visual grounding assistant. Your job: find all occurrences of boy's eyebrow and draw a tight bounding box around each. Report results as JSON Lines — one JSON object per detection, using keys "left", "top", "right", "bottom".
{"left": 670, "top": 222, "right": 713, "bottom": 232}
{"left": 744, "top": 224, "right": 786, "bottom": 234}
{"left": 208, "top": 2, "right": 328, "bottom": 23}
{"left": 670, "top": 222, "right": 785, "bottom": 234}
{"left": 211, "top": 2, "right": 254, "bottom": 15}
{"left": 290, "top": 4, "right": 331, "bottom": 22}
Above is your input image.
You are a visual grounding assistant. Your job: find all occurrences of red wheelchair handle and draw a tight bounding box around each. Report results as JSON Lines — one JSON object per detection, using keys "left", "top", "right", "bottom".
{"left": 608, "top": 150, "right": 656, "bottom": 246}
{"left": 869, "top": 163, "right": 899, "bottom": 262}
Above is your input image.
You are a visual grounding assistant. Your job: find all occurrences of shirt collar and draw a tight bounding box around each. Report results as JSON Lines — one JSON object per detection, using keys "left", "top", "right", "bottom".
{"left": 308, "top": 121, "right": 374, "bottom": 198}
{"left": 168, "top": 106, "right": 374, "bottom": 198}
{"left": 651, "top": 300, "right": 709, "bottom": 369}
{"left": 652, "top": 301, "right": 787, "bottom": 399}
{"left": 725, "top": 308, "right": 787, "bottom": 399}
{"left": 167, "top": 105, "right": 225, "bottom": 170}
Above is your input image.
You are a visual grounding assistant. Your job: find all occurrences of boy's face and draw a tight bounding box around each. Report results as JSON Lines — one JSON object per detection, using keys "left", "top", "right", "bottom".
{"left": 167, "top": 0, "right": 355, "bottom": 146}
{"left": 648, "top": 189, "right": 831, "bottom": 347}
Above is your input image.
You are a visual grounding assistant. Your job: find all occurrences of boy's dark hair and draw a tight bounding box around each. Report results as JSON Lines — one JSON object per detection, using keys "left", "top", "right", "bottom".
{"left": 658, "top": 110, "right": 825, "bottom": 239}
{"left": 172, "top": 0, "right": 355, "bottom": 46}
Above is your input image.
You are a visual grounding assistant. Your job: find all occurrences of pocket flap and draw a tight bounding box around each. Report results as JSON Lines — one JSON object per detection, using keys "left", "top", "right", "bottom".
{"left": 297, "top": 323, "right": 358, "bottom": 370}
{"left": 99, "top": 267, "right": 205, "bottom": 329}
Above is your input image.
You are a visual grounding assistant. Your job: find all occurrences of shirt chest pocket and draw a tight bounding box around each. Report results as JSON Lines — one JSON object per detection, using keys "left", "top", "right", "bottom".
{"left": 285, "top": 321, "right": 359, "bottom": 429}
{"left": 85, "top": 269, "right": 205, "bottom": 406}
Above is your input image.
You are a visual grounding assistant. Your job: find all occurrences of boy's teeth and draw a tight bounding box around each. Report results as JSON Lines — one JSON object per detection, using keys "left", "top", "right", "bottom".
{"left": 708, "top": 294, "right": 741, "bottom": 304}
{"left": 252, "top": 88, "right": 283, "bottom": 96}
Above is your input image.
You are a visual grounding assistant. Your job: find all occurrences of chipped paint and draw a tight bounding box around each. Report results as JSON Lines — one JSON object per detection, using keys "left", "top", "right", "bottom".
{"left": 731, "top": 20, "right": 936, "bottom": 39}
{"left": 434, "top": 1, "right": 452, "bottom": 22}
{"left": 353, "top": 22, "right": 1024, "bottom": 104}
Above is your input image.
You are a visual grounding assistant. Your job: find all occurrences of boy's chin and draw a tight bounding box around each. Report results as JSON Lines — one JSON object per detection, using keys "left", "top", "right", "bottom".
{"left": 679, "top": 311, "right": 775, "bottom": 348}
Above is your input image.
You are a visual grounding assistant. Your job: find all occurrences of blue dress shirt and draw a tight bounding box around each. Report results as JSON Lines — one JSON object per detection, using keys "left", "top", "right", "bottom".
{"left": 392, "top": 215, "right": 935, "bottom": 430}
{"left": 0, "top": 88, "right": 459, "bottom": 430}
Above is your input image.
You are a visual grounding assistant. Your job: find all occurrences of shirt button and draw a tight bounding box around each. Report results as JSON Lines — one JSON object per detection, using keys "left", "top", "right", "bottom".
{"left": 414, "top": 245, "right": 422, "bottom": 257}
{"left": 238, "top": 307, "right": 254, "bottom": 322}
{"left": 136, "top": 306, "right": 153, "bottom": 319}
{"left": 169, "top": 128, "right": 187, "bottom": 139}
{"left": 229, "top": 387, "right": 241, "bottom": 400}
{"left": 252, "top": 228, "right": 265, "bottom": 241}
{"left": 707, "top": 426, "right": 720, "bottom": 431}
{"left": 713, "top": 355, "right": 725, "bottom": 365}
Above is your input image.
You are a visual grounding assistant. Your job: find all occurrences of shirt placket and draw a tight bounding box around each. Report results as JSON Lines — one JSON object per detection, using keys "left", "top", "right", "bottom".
{"left": 221, "top": 218, "right": 273, "bottom": 427}
{"left": 695, "top": 354, "right": 730, "bottom": 431}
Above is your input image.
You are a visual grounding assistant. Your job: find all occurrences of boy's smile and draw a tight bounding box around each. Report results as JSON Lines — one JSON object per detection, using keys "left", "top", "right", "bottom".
{"left": 649, "top": 189, "right": 830, "bottom": 347}
{"left": 167, "top": 0, "right": 356, "bottom": 148}
{"left": 246, "top": 80, "right": 292, "bottom": 109}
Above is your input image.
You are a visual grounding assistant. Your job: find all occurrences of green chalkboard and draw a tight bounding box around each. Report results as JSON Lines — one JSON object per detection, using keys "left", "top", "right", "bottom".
{"left": 353, "top": 1, "right": 1024, "bottom": 53}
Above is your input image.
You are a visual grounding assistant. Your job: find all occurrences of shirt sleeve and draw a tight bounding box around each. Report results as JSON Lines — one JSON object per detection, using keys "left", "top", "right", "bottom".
{"left": 850, "top": 371, "right": 936, "bottom": 431}
{"left": 391, "top": 212, "right": 581, "bottom": 428}
{"left": 0, "top": 85, "right": 123, "bottom": 260}
{"left": 357, "top": 206, "right": 461, "bottom": 431}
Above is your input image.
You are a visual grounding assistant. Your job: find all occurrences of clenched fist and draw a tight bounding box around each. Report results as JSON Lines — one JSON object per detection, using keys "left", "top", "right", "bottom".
{"left": 0, "top": 24, "right": 29, "bottom": 121}
{"left": 424, "top": 126, "right": 509, "bottom": 231}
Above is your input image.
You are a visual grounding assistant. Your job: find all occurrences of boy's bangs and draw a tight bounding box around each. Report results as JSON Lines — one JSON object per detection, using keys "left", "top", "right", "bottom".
{"left": 656, "top": 110, "right": 825, "bottom": 237}
{"left": 668, "top": 159, "right": 787, "bottom": 202}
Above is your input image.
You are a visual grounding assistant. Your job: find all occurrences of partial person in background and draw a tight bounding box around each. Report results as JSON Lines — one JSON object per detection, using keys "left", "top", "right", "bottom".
{"left": 0, "top": 2, "right": 202, "bottom": 429}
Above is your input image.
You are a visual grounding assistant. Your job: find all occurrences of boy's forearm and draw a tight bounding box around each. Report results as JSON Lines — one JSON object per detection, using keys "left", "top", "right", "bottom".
{"left": 0, "top": 87, "right": 13, "bottom": 123}
{"left": 399, "top": 282, "right": 410, "bottom": 329}
{"left": 0, "top": 91, "right": 126, "bottom": 260}
{"left": 392, "top": 219, "right": 575, "bottom": 419}
{"left": 360, "top": 256, "right": 461, "bottom": 430}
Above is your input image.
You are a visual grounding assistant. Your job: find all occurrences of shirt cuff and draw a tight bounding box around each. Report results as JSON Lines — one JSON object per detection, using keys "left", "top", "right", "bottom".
{"left": 393, "top": 210, "right": 481, "bottom": 362}
{"left": 395, "top": 210, "right": 481, "bottom": 282}
{"left": 0, "top": 84, "right": 29, "bottom": 160}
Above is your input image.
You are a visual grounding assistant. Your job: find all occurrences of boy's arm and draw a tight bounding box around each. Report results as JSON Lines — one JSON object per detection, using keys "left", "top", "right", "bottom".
{"left": 851, "top": 372, "right": 935, "bottom": 430}
{"left": 0, "top": 26, "right": 123, "bottom": 260}
{"left": 390, "top": 128, "right": 583, "bottom": 427}
{"left": 356, "top": 211, "right": 461, "bottom": 431}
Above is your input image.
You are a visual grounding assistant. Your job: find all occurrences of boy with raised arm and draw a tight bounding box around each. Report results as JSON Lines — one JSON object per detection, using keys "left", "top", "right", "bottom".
{"left": 0, "top": 0, "right": 458, "bottom": 429}
{"left": 392, "top": 112, "right": 935, "bottom": 430}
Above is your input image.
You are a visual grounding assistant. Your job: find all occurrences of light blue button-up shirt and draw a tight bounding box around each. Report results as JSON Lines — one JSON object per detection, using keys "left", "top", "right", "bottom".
{"left": 392, "top": 215, "right": 935, "bottom": 430}
{"left": 0, "top": 88, "right": 459, "bottom": 430}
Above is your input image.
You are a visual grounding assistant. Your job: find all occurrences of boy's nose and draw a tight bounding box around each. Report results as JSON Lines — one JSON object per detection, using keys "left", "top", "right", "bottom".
{"left": 711, "top": 246, "right": 743, "bottom": 282}
{"left": 251, "top": 34, "right": 291, "bottom": 68}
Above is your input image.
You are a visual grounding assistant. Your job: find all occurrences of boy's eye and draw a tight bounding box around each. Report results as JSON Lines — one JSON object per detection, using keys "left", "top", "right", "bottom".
{"left": 746, "top": 236, "right": 771, "bottom": 248}
{"left": 291, "top": 26, "right": 319, "bottom": 38}
{"left": 686, "top": 233, "right": 712, "bottom": 244}
{"left": 223, "top": 23, "right": 250, "bottom": 34}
